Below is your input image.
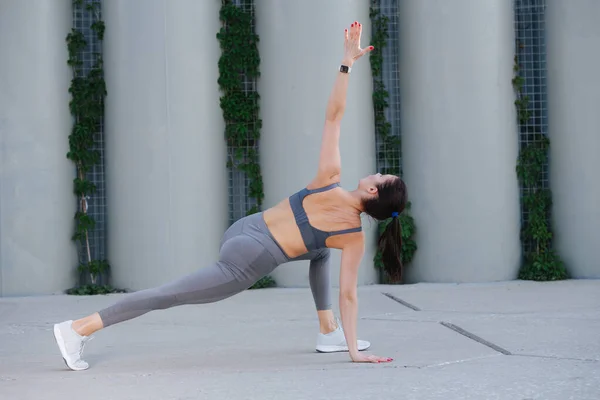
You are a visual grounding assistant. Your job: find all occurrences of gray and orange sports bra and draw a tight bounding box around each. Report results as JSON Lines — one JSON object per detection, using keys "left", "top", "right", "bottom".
{"left": 289, "top": 182, "right": 362, "bottom": 251}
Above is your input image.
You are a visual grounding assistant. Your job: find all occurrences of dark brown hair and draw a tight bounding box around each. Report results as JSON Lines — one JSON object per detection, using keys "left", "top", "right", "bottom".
{"left": 362, "top": 177, "right": 408, "bottom": 279}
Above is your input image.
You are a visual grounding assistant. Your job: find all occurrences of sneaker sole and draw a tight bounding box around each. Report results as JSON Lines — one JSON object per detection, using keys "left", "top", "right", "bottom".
{"left": 316, "top": 343, "right": 371, "bottom": 353}
{"left": 53, "top": 324, "right": 88, "bottom": 371}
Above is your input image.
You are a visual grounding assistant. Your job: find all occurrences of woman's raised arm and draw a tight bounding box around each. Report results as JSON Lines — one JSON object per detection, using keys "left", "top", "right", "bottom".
{"left": 312, "top": 21, "right": 373, "bottom": 186}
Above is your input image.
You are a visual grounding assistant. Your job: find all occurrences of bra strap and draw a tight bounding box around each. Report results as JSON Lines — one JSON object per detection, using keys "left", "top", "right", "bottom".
{"left": 327, "top": 226, "right": 363, "bottom": 236}
{"left": 305, "top": 182, "right": 340, "bottom": 194}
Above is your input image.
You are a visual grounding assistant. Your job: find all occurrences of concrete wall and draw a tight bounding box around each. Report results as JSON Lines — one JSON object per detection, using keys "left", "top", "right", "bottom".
{"left": 0, "top": 0, "right": 77, "bottom": 296}
{"left": 256, "top": 0, "right": 378, "bottom": 287}
{"left": 547, "top": 0, "right": 600, "bottom": 278}
{"left": 2, "top": 1, "right": 598, "bottom": 296}
{"left": 398, "top": 0, "right": 522, "bottom": 282}
{"left": 103, "top": 0, "right": 228, "bottom": 290}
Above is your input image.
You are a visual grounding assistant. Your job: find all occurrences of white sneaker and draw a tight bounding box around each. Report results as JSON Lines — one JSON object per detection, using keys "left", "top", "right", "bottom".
{"left": 53, "top": 320, "right": 93, "bottom": 371}
{"left": 316, "top": 320, "right": 371, "bottom": 353}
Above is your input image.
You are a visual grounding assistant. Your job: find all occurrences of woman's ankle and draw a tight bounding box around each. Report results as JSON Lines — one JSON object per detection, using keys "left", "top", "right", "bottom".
{"left": 71, "top": 313, "right": 103, "bottom": 336}
{"left": 319, "top": 323, "right": 338, "bottom": 334}
{"left": 317, "top": 310, "right": 338, "bottom": 334}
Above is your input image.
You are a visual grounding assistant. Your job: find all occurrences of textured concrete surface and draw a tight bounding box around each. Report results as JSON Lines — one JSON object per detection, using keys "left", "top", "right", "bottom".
{"left": 0, "top": 280, "right": 599, "bottom": 400}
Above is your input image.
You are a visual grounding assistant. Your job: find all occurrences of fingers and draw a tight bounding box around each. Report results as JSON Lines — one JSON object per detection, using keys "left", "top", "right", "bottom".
{"left": 344, "top": 28, "right": 349, "bottom": 42}
{"left": 353, "top": 353, "right": 394, "bottom": 364}
{"left": 349, "top": 21, "right": 360, "bottom": 41}
{"left": 368, "top": 355, "right": 394, "bottom": 363}
{"left": 361, "top": 45, "right": 375, "bottom": 56}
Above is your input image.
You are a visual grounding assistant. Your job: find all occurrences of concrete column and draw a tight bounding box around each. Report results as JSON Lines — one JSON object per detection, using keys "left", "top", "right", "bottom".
{"left": 103, "top": 0, "right": 227, "bottom": 290}
{"left": 256, "top": 0, "right": 378, "bottom": 286}
{"left": 0, "top": 0, "right": 76, "bottom": 296}
{"left": 398, "top": 0, "right": 521, "bottom": 282}
{"left": 547, "top": 0, "right": 600, "bottom": 278}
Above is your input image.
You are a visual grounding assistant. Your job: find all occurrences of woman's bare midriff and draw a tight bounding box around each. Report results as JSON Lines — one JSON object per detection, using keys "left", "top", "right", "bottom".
{"left": 262, "top": 188, "right": 362, "bottom": 258}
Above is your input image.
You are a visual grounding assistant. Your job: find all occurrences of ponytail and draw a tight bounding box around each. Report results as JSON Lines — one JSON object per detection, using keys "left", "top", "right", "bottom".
{"left": 377, "top": 215, "right": 403, "bottom": 282}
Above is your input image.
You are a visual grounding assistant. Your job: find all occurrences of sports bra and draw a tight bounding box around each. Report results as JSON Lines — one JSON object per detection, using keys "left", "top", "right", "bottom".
{"left": 288, "top": 182, "right": 362, "bottom": 251}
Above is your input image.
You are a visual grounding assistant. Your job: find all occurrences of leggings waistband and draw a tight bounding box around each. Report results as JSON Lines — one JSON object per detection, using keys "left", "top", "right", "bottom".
{"left": 241, "top": 212, "right": 291, "bottom": 264}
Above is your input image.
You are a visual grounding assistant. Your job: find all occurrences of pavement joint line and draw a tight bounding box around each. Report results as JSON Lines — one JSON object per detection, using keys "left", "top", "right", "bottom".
{"left": 360, "top": 317, "right": 439, "bottom": 323}
{"left": 422, "top": 354, "right": 503, "bottom": 369}
{"left": 439, "top": 321, "right": 512, "bottom": 355}
{"left": 511, "top": 353, "right": 599, "bottom": 363}
{"left": 381, "top": 292, "right": 421, "bottom": 311}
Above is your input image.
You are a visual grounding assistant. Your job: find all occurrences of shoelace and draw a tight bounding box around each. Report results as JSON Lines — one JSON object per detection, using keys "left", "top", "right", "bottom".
{"left": 78, "top": 335, "right": 94, "bottom": 357}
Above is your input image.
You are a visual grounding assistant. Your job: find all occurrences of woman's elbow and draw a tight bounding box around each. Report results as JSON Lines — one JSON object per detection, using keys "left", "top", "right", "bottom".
{"left": 325, "top": 107, "right": 344, "bottom": 122}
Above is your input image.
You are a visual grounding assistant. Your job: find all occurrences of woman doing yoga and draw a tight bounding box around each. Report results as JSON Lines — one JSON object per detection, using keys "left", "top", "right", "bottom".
{"left": 53, "top": 20, "right": 407, "bottom": 370}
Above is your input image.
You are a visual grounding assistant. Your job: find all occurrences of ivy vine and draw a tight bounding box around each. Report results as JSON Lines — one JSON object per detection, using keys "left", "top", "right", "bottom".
{"left": 217, "top": 0, "right": 274, "bottom": 289}
{"left": 512, "top": 45, "right": 567, "bottom": 281}
{"left": 369, "top": 2, "right": 417, "bottom": 283}
{"left": 65, "top": 0, "right": 115, "bottom": 295}
{"left": 217, "top": 0, "right": 264, "bottom": 216}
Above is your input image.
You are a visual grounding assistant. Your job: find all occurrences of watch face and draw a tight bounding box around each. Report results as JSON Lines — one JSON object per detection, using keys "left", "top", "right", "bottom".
{"left": 340, "top": 65, "right": 349, "bottom": 73}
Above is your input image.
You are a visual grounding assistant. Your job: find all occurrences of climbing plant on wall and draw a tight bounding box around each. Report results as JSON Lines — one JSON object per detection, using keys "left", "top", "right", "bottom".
{"left": 512, "top": 47, "right": 568, "bottom": 281}
{"left": 369, "top": 2, "right": 417, "bottom": 284}
{"left": 217, "top": 0, "right": 264, "bottom": 216}
{"left": 217, "top": 0, "right": 274, "bottom": 289}
{"left": 66, "top": 0, "right": 115, "bottom": 295}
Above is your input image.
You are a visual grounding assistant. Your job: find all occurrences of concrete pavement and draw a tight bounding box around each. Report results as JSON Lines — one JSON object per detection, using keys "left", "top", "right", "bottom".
{"left": 0, "top": 279, "right": 598, "bottom": 400}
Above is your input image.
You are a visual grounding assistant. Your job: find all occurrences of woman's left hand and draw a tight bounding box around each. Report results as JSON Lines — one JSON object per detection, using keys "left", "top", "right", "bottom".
{"left": 351, "top": 352, "right": 394, "bottom": 364}
{"left": 342, "top": 21, "right": 374, "bottom": 65}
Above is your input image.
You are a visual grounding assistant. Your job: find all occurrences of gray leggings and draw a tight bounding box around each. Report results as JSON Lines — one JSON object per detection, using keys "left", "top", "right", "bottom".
{"left": 98, "top": 213, "right": 331, "bottom": 328}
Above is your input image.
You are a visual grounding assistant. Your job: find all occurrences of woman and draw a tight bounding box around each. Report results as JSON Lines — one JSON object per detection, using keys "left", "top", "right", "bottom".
{"left": 53, "top": 20, "right": 407, "bottom": 370}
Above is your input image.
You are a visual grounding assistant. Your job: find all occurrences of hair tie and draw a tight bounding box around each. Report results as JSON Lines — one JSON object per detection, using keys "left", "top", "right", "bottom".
{"left": 391, "top": 211, "right": 399, "bottom": 218}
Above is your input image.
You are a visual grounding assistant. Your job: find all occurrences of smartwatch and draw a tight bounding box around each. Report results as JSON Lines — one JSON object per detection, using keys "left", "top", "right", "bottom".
{"left": 339, "top": 64, "right": 351, "bottom": 74}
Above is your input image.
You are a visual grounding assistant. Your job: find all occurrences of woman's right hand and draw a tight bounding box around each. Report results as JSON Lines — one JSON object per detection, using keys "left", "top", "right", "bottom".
{"left": 342, "top": 21, "right": 374, "bottom": 66}
{"left": 351, "top": 352, "right": 394, "bottom": 364}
